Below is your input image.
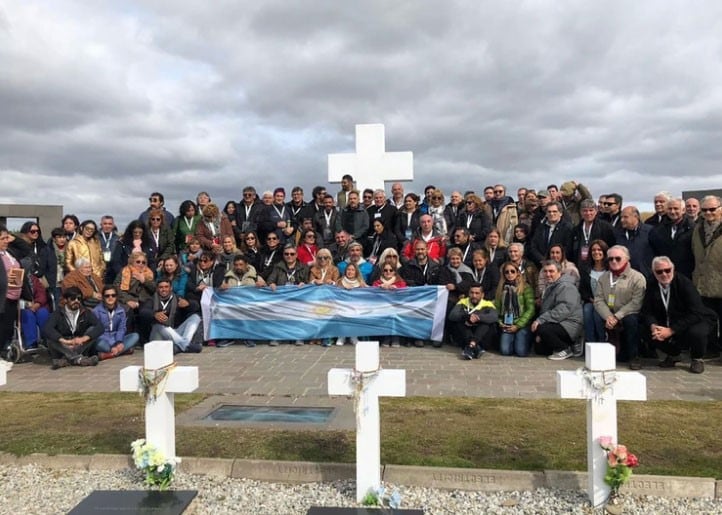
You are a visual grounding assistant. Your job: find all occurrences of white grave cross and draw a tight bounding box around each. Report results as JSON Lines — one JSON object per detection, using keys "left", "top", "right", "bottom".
{"left": 557, "top": 342, "right": 646, "bottom": 508}
{"left": 120, "top": 340, "right": 199, "bottom": 460}
{"left": 328, "top": 340, "right": 406, "bottom": 502}
{"left": 328, "top": 124, "right": 413, "bottom": 193}
{"left": 0, "top": 364, "right": 6, "bottom": 387}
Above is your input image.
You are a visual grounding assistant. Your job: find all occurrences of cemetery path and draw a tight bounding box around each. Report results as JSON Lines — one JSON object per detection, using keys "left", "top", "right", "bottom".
{"left": 3, "top": 345, "right": 721, "bottom": 401}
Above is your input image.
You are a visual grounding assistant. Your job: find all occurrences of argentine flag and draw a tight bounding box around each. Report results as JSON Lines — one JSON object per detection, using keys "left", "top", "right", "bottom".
{"left": 201, "top": 285, "right": 448, "bottom": 341}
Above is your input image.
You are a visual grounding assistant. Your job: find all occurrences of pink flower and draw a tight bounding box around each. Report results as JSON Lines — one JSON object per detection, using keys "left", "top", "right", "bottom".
{"left": 626, "top": 453, "right": 639, "bottom": 468}
{"left": 599, "top": 436, "right": 614, "bottom": 450}
{"left": 614, "top": 445, "right": 628, "bottom": 463}
{"left": 608, "top": 451, "right": 619, "bottom": 467}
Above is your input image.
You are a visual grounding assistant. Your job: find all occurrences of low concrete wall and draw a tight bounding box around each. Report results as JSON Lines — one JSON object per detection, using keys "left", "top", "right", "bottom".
{"left": 0, "top": 453, "right": 718, "bottom": 499}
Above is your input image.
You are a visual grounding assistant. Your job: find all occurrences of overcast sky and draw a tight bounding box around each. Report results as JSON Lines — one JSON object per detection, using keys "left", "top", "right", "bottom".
{"left": 2, "top": 1, "right": 722, "bottom": 229}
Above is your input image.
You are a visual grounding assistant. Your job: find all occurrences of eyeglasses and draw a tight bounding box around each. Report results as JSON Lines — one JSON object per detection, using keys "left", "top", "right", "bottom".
{"left": 28, "top": 229, "right": 39, "bottom": 234}
{"left": 608, "top": 256, "right": 623, "bottom": 262}
{"left": 103, "top": 293, "right": 117, "bottom": 298}
{"left": 432, "top": 196, "right": 442, "bottom": 200}
{"left": 602, "top": 202, "right": 617, "bottom": 206}
{"left": 503, "top": 269, "right": 517, "bottom": 275}
{"left": 66, "top": 295, "right": 82, "bottom": 301}
{"left": 701, "top": 207, "right": 720, "bottom": 213}
{"left": 245, "top": 236, "right": 256, "bottom": 240}
{"left": 135, "top": 260, "right": 147, "bottom": 265}
{"left": 494, "top": 190, "right": 504, "bottom": 194}
{"left": 267, "top": 236, "right": 278, "bottom": 240}
{"left": 284, "top": 252, "right": 296, "bottom": 256}
{"left": 654, "top": 268, "right": 672, "bottom": 275}
{"left": 383, "top": 268, "right": 394, "bottom": 272}
{"left": 150, "top": 217, "right": 161, "bottom": 221}
{"left": 318, "top": 256, "right": 330, "bottom": 260}
{"left": 465, "top": 201, "right": 474, "bottom": 205}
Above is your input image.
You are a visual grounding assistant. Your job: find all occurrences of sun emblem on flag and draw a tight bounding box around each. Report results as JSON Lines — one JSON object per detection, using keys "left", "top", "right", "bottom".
{"left": 313, "top": 305, "right": 334, "bottom": 315}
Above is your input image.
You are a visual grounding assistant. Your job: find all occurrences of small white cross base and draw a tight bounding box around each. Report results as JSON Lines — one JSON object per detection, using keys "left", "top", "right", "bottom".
{"left": 328, "top": 124, "right": 413, "bottom": 193}
{"left": 120, "top": 340, "right": 199, "bottom": 460}
{"left": 328, "top": 340, "right": 406, "bottom": 502}
{"left": 557, "top": 342, "right": 646, "bottom": 508}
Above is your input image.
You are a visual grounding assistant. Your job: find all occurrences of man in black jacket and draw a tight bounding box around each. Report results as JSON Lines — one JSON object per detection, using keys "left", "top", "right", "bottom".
{"left": 42, "top": 287, "right": 103, "bottom": 369}
{"left": 640, "top": 256, "right": 716, "bottom": 374}
{"left": 569, "top": 200, "right": 616, "bottom": 266}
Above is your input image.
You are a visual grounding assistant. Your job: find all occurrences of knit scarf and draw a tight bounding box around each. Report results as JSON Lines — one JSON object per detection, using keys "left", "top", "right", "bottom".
{"left": 120, "top": 265, "right": 155, "bottom": 291}
{"left": 341, "top": 276, "right": 363, "bottom": 289}
{"left": 502, "top": 282, "right": 521, "bottom": 317}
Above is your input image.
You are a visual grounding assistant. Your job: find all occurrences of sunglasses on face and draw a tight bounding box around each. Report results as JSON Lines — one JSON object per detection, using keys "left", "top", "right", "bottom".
{"left": 284, "top": 252, "right": 296, "bottom": 256}
{"left": 503, "top": 269, "right": 517, "bottom": 275}
{"left": 267, "top": 236, "right": 278, "bottom": 241}
{"left": 150, "top": 217, "right": 161, "bottom": 221}
{"left": 245, "top": 236, "right": 256, "bottom": 240}
{"left": 383, "top": 268, "right": 394, "bottom": 272}
{"left": 135, "top": 260, "right": 147, "bottom": 265}
{"left": 701, "top": 207, "right": 720, "bottom": 213}
{"left": 66, "top": 295, "right": 82, "bottom": 301}
{"left": 103, "top": 293, "right": 117, "bottom": 298}
{"left": 608, "top": 256, "right": 623, "bottom": 262}
{"left": 602, "top": 202, "right": 616, "bottom": 206}
{"left": 654, "top": 268, "right": 672, "bottom": 275}
{"left": 318, "top": 256, "right": 330, "bottom": 260}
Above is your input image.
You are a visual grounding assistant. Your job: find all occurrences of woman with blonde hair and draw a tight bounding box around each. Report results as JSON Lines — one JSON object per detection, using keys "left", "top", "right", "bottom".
{"left": 335, "top": 262, "right": 366, "bottom": 346}
{"left": 457, "top": 194, "right": 493, "bottom": 243}
{"left": 310, "top": 248, "right": 340, "bottom": 286}
{"left": 495, "top": 261, "right": 535, "bottom": 356}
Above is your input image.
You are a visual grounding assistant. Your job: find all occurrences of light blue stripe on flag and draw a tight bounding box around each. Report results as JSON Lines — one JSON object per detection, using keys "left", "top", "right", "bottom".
{"left": 200, "top": 285, "right": 448, "bottom": 341}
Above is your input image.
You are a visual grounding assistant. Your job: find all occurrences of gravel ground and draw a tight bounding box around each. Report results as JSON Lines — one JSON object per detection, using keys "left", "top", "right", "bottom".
{"left": 0, "top": 464, "right": 720, "bottom": 514}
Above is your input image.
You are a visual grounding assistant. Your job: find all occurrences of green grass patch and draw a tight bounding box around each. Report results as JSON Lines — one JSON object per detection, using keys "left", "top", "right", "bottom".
{"left": 0, "top": 393, "right": 719, "bottom": 478}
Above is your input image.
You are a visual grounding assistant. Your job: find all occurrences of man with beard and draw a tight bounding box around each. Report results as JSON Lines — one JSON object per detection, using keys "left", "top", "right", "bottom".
{"left": 314, "top": 194, "right": 341, "bottom": 247}
{"left": 340, "top": 191, "right": 369, "bottom": 242}
{"left": 43, "top": 287, "right": 103, "bottom": 369}
{"left": 150, "top": 279, "right": 202, "bottom": 354}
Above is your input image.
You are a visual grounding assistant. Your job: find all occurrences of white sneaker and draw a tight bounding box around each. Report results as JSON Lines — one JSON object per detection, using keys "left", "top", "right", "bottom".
{"left": 548, "top": 348, "right": 573, "bottom": 360}
{"left": 0, "top": 359, "right": 12, "bottom": 372}
{"left": 336, "top": 337, "right": 345, "bottom": 346}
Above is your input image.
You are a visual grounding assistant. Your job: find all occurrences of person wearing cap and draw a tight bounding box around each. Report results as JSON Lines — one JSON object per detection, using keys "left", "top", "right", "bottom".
{"left": 42, "top": 286, "right": 104, "bottom": 369}
{"left": 337, "top": 241, "right": 374, "bottom": 283}
{"left": 558, "top": 181, "right": 592, "bottom": 226}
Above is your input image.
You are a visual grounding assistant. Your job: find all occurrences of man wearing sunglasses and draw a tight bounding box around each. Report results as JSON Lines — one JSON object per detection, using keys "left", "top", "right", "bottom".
{"left": 593, "top": 245, "right": 646, "bottom": 370}
{"left": 691, "top": 195, "right": 722, "bottom": 358}
{"left": 138, "top": 192, "right": 175, "bottom": 228}
{"left": 641, "top": 257, "right": 715, "bottom": 374}
{"left": 42, "top": 287, "right": 103, "bottom": 369}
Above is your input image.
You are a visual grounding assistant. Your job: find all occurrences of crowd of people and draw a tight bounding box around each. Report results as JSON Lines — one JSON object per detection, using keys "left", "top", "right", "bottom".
{"left": 0, "top": 176, "right": 719, "bottom": 374}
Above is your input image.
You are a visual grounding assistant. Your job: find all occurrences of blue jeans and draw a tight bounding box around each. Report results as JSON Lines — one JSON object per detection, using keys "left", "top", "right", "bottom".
{"left": 96, "top": 333, "right": 140, "bottom": 353}
{"left": 149, "top": 314, "right": 201, "bottom": 352}
{"left": 21, "top": 307, "right": 51, "bottom": 348}
{"left": 499, "top": 326, "right": 531, "bottom": 357}
{"left": 583, "top": 303, "right": 606, "bottom": 343}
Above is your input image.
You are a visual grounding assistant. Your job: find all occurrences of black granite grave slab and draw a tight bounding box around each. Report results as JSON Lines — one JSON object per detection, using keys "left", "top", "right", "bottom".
{"left": 307, "top": 508, "right": 424, "bottom": 515}
{"left": 69, "top": 490, "right": 197, "bottom": 514}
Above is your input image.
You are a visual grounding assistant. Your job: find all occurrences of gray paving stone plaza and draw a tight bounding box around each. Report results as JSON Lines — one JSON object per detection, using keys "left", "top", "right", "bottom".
{"left": 3, "top": 344, "right": 721, "bottom": 401}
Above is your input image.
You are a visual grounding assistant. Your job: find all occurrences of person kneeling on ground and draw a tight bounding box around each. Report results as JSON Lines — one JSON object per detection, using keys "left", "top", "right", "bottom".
{"left": 448, "top": 283, "right": 498, "bottom": 360}
{"left": 92, "top": 284, "right": 139, "bottom": 360}
{"left": 641, "top": 256, "right": 717, "bottom": 374}
{"left": 531, "top": 260, "right": 583, "bottom": 361}
{"left": 42, "top": 287, "right": 104, "bottom": 369}
{"left": 149, "top": 279, "right": 202, "bottom": 354}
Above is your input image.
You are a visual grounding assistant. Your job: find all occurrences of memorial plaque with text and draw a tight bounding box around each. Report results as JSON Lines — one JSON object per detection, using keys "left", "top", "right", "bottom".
{"left": 69, "top": 490, "right": 197, "bottom": 515}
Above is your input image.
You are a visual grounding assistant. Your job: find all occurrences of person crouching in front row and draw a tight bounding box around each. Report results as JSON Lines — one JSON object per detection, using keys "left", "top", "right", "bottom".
{"left": 42, "top": 287, "right": 104, "bottom": 369}
{"left": 92, "top": 284, "right": 139, "bottom": 360}
{"left": 448, "top": 283, "right": 498, "bottom": 360}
